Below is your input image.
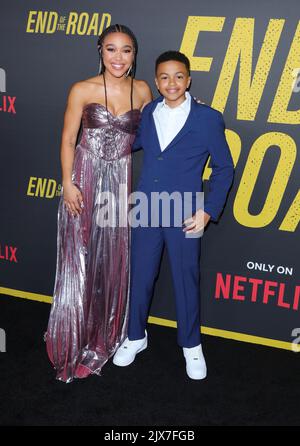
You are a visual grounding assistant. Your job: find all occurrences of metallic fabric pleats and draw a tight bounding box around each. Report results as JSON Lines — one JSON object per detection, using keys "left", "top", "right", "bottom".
{"left": 46, "top": 103, "right": 140, "bottom": 382}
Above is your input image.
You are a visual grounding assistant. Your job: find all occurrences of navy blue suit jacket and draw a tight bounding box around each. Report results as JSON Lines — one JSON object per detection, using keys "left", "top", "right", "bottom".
{"left": 133, "top": 95, "right": 234, "bottom": 223}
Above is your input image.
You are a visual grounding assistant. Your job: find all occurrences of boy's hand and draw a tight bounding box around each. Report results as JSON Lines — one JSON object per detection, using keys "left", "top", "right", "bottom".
{"left": 183, "top": 209, "right": 211, "bottom": 234}
{"left": 193, "top": 96, "right": 205, "bottom": 104}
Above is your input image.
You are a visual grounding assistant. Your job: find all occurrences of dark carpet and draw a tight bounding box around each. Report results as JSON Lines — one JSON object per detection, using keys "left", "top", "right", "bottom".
{"left": 0, "top": 294, "right": 299, "bottom": 426}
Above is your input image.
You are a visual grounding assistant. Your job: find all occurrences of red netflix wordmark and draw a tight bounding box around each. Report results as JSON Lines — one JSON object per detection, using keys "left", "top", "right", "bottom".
{"left": 215, "top": 272, "right": 300, "bottom": 311}
{"left": 0, "top": 95, "right": 16, "bottom": 113}
{"left": 0, "top": 245, "right": 17, "bottom": 262}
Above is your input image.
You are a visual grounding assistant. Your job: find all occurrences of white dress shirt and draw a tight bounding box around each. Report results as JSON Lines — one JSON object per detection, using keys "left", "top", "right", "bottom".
{"left": 153, "top": 92, "right": 191, "bottom": 151}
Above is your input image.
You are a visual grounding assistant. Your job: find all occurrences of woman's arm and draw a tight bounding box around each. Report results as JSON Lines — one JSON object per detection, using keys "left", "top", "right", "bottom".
{"left": 139, "top": 80, "right": 153, "bottom": 110}
{"left": 60, "top": 82, "right": 85, "bottom": 217}
{"left": 131, "top": 80, "right": 153, "bottom": 152}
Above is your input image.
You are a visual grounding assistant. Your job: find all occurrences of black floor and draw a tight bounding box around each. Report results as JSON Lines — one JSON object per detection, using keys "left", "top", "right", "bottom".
{"left": 0, "top": 294, "right": 299, "bottom": 426}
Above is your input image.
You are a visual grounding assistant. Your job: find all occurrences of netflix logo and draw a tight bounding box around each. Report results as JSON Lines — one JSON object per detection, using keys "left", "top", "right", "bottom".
{"left": 0, "top": 95, "right": 16, "bottom": 114}
{"left": 0, "top": 68, "right": 17, "bottom": 114}
{"left": 215, "top": 273, "right": 300, "bottom": 311}
{"left": 0, "top": 244, "right": 18, "bottom": 263}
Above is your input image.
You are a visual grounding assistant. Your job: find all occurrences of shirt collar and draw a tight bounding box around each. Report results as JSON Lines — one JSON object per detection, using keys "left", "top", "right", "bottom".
{"left": 158, "top": 91, "right": 191, "bottom": 112}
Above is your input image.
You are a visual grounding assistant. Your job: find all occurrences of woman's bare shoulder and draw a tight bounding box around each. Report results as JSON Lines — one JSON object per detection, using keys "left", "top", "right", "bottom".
{"left": 68, "top": 76, "right": 103, "bottom": 100}
{"left": 133, "top": 79, "right": 151, "bottom": 93}
{"left": 133, "top": 79, "right": 153, "bottom": 105}
{"left": 71, "top": 76, "right": 103, "bottom": 94}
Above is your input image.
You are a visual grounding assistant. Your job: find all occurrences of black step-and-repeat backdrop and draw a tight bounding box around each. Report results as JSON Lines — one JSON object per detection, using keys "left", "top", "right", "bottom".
{"left": 0, "top": 1, "right": 299, "bottom": 351}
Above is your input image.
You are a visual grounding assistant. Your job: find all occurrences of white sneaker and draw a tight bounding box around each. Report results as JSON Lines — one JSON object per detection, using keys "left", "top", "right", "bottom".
{"left": 113, "top": 332, "right": 147, "bottom": 367}
{"left": 183, "top": 344, "right": 207, "bottom": 380}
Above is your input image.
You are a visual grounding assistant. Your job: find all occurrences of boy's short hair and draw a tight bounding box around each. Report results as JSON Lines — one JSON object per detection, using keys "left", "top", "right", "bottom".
{"left": 155, "top": 51, "right": 190, "bottom": 75}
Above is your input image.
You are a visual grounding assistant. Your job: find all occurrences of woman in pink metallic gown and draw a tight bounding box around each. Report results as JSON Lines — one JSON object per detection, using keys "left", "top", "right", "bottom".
{"left": 45, "top": 24, "right": 152, "bottom": 383}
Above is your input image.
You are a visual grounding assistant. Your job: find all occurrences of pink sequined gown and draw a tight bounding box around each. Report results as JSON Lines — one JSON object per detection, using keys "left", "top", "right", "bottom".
{"left": 46, "top": 103, "right": 141, "bottom": 383}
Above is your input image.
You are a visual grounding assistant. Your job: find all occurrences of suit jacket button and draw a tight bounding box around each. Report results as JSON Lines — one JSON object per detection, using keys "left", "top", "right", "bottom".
{"left": 157, "top": 156, "right": 163, "bottom": 160}
{"left": 154, "top": 179, "right": 159, "bottom": 182}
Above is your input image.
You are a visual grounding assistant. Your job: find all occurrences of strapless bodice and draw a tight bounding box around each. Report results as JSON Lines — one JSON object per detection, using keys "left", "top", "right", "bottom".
{"left": 77, "top": 103, "right": 141, "bottom": 161}
{"left": 82, "top": 103, "right": 141, "bottom": 134}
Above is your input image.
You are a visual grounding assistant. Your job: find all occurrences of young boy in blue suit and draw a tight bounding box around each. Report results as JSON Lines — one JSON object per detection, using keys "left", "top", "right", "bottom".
{"left": 113, "top": 51, "right": 234, "bottom": 379}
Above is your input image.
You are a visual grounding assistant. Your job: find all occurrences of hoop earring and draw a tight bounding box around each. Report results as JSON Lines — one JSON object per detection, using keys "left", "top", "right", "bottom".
{"left": 125, "top": 65, "right": 132, "bottom": 78}
{"left": 98, "top": 48, "right": 103, "bottom": 75}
